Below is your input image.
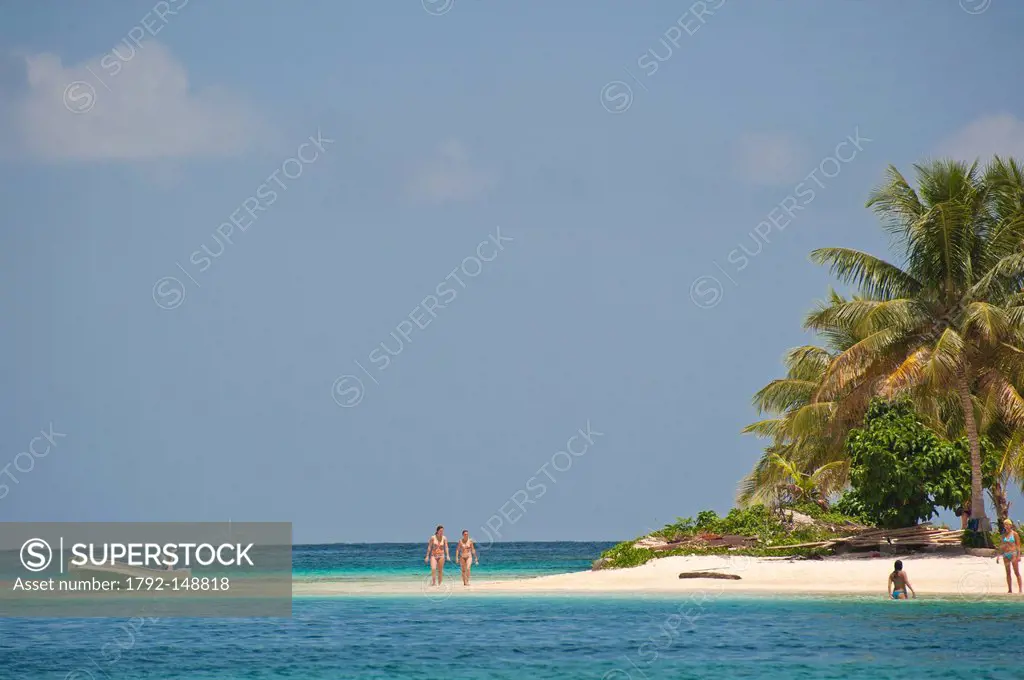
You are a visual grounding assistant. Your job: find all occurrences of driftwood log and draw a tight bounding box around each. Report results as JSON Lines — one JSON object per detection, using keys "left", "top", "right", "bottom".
{"left": 678, "top": 571, "right": 742, "bottom": 580}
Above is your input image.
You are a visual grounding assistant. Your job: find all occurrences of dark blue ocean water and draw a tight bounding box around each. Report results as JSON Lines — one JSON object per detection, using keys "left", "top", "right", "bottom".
{"left": 1, "top": 543, "right": 1022, "bottom": 679}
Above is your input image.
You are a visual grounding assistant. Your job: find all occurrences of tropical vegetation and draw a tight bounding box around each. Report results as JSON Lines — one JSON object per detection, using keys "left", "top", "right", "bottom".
{"left": 597, "top": 503, "right": 866, "bottom": 569}
{"left": 599, "top": 157, "right": 1024, "bottom": 570}
{"left": 834, "top": 397, "right": 997, "bottom": 528}
{"left": 741, "top": 157, "right": 1024, "bottom": 535}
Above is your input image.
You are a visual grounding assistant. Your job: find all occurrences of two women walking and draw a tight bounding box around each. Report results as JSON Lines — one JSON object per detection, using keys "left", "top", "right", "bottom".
{"left": 425, "top": 526, "right": 478, "bottom": 587}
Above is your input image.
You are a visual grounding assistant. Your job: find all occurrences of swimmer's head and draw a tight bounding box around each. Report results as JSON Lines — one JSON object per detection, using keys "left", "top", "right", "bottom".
{"left": 894, "top": 560, "right": 903, "bottom": 571}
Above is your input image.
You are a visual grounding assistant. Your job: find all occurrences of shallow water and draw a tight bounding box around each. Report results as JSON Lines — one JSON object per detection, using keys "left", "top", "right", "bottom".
{"left": 292, "top": 541, "right": 615, "bottom": 582}
{"left": 2, "top": 543, "right": 1021, "bottom": 679}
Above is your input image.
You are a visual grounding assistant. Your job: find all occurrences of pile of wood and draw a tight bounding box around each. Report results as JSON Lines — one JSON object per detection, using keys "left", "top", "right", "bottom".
{"left": 764, "top": 523, "right": 963, "bottom": 551}
{"left": 842, "top": 525, "right": 964, "bottom": 550}
{"left": 632, "top": 523, "right": 963, "bottom": 558}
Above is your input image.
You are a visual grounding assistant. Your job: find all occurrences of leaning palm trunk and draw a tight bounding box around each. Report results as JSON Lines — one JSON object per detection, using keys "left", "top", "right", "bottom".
{"left": 989, "top": 478, "right": 1010, "bottom": 524}
{"left": 988, "top": 427, "right": 1024, "bottom": 524}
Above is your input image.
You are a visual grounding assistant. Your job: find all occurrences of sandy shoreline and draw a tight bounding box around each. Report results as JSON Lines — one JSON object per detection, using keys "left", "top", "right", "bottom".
{"left": 292, "top": 554, "right": 1021, "bottom": 599}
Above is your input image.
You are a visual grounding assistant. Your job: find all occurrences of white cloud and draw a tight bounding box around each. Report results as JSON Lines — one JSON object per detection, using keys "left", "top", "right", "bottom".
{"left": 2, "top": 42, "right": 266, "bottom": 162}
{"left": 407, "top": 139, "right": 495, "bottom": 203}
{"left": 733, "top": 132, "right": 809, "bottom": 186}
{"left": 937, "top": 113, "right": 1024, "bottom": 163}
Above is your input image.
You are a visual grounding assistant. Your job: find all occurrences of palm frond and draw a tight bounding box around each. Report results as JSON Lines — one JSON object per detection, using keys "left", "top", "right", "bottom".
{"left": 809, "top": 248, "right": 922, "bottom": 299}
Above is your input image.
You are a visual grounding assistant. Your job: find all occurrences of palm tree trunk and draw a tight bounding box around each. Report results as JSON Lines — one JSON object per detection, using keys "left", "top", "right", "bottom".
{"left": 957, "top": 375, "right": 990, "bottom": 532}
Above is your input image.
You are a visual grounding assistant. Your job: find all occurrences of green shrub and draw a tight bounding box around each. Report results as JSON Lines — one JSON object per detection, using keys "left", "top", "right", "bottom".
{"left": 597, "top": 503, "right": 867, "bottom": 568}
{"left": 790, "top": 501, "right": 866, "bottom": 526}
{"left": 834, "top": 492, "right": 872, "bottom": 524}
{"left": 695, "top": 510, "right": 720, "bottom": 530}
{"left": 598, "top": 540, "right": 655, "bottom": 569}
{"left": 843, "top": 398, "right": 997, "bottom": 529}
{"left": 961, "top": 529, "right": 998, "bottom": 549}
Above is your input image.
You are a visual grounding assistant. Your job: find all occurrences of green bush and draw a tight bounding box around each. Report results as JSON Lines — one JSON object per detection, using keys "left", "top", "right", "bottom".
{"left": 961, "top": 529, "right": 998, "bottom": 549}
{"left": 834, "top": 492, "right": 872, "bottom": 524}
{"left": 789, "top": 500, "right": 867, "bottom": 526}
{"left": 598, "top": 503, "right": 866, "bottom": 568}
{"left": 842, "top": 397, "right": 997, "bottom": 529}
{"left": 598, "top": 541, "right": 656, "bottom": 569}
{"left": 695, "top": 510, "right": 720, "bottom": 530}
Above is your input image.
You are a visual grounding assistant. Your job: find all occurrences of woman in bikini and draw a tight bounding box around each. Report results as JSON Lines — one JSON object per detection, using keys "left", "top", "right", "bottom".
{"left": 887, "top": 560, "right": 916, "bottom": 600}
{"left": 456, "top": 530, "right": 478, "bottom": 586}
{"left": 997, "top": 518, "right": 1022, "bottom": 594}
{"left": 424, "top": 525, "right": 451, "bottom": 586}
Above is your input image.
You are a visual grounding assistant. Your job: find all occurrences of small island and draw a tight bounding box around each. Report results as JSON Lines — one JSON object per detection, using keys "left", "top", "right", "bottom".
{"left": 585, "top": 156, "right": 1024, "bottom": 591}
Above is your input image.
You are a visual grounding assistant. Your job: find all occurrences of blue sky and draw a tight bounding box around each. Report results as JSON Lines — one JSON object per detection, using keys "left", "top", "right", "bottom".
{"left": 1, "top": 1, "right": 1023, "bottom": 543}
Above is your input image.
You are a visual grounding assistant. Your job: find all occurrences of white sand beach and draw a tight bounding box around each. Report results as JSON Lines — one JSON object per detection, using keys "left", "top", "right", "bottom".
{"left": 293, "top": 554, "right": 1019, "bottom": 599}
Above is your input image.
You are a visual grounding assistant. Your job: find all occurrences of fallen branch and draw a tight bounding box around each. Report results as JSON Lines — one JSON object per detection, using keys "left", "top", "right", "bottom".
{"left": 764, "top": 540, "right": 837, "bottom": 550}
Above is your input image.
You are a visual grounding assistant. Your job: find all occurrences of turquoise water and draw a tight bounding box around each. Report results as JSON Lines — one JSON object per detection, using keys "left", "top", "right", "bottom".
{"left": 4, "top": 597, "right": 1023, "bottom": 678}
{"left": 292, "top": 541, "right": 614, "bottom": 581}
{"left": 2, "top": 543, "right": 1022, "bottom": 679}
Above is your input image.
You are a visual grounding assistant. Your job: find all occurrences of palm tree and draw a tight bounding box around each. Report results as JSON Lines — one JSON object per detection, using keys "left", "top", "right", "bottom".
{"left": 806, "top": 158, "right": 1024, "bottom": 532}
{"left": 978, "top": 406, "right": 1024, "bottom": 523}
{"left": 763, "top": 454, "right": 845, "bottom": 510}
{"left": 739, "top": 342, "right": 837, "bottom": 507}
{"left": 740, "top": 291, "right": 893, "bottom": 506}
{"left": 990, "top": 434, "right": 1023, "bottom": 522}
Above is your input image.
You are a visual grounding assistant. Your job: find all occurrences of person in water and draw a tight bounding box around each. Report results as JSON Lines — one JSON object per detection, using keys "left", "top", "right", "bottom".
{"left": 997, "top": 518, "right": 1022, "bottom": 594}
{"left": 456, "top": 529, "right": 478, "bottom": 586}
{"left": 424, "top": 525, "right": 451, "bottom": 586}
{"left": 887, "top": 560, "right": 916, "bottom": 600}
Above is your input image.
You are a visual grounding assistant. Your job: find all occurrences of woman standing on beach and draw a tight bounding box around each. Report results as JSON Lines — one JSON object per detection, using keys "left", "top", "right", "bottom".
{"left": 997, "top": 518, "right": 1022, "bottom": 594}
{"left": 425, "top": 525, "right": 451, "bottom": 586}
{"left": 456, "top": 530, "right": 478, "bottom": 586}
